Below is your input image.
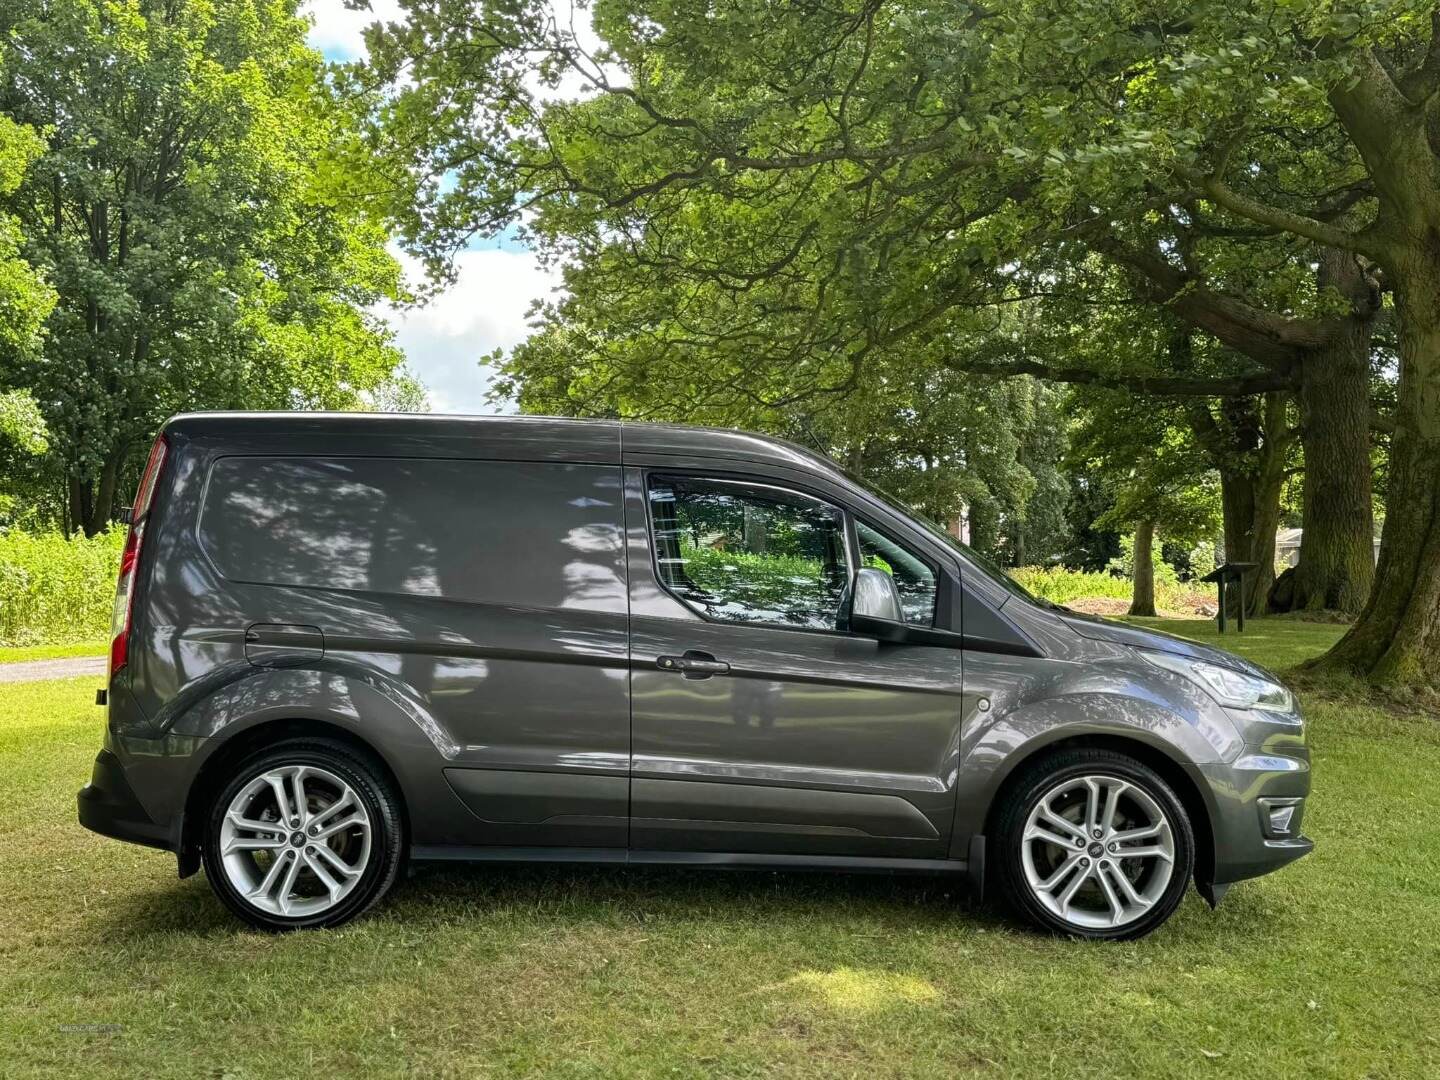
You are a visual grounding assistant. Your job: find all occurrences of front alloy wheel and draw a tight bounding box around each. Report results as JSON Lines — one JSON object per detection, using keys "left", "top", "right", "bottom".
{"left": 996, "top": 749, "right": 1195, "bottom": 940}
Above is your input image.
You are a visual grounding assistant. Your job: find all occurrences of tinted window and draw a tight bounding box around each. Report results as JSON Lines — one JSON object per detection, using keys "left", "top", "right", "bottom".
{"left": 856, "top": 520, "right": 938, "bottom": 626}
{"left": 648, "top": 476, "right": 850, "bottom": 630}
{"left": 199, "top": 457, "right": 625, "bottom": 612}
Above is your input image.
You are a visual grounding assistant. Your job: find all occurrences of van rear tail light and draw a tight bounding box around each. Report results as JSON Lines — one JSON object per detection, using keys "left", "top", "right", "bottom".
{"left": 110, "top": 436, "right": 168, "bottom": 679}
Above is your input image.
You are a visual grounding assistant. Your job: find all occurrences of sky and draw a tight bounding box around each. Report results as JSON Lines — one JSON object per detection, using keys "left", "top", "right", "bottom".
{"left": 303, "top": 1, "right": 564, "bottom": 414}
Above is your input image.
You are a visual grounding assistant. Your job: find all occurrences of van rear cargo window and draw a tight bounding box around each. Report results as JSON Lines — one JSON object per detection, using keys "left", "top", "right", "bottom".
{"left": 198, "top": 456, "right": 625, "bottom": 611}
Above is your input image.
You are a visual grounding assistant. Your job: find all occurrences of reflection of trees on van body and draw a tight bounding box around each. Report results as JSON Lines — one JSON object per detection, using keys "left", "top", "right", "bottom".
{"left": 200, "top": 456, "right": 633, "bottom": 793}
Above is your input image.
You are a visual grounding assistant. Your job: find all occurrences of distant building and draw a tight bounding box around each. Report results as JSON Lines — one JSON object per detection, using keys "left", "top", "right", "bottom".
{"left": 1275, "top": 527, "right": 1380, "bottom": 568}
{"left": 946, "top": 507, "right": 970, "bottom": 545}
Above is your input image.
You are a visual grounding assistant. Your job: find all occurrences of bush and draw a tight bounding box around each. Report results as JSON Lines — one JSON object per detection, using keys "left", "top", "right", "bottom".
{"left": 1008, "top": 565, "right": 1210, "bottom": 615}
{"left": 0, "top": 527, "right": 125, "bottom": 646}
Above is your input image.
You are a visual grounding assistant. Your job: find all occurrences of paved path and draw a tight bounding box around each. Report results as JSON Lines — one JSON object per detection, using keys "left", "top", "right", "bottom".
{"left": 0, "top": 656, "right": 105, "bottom": 684}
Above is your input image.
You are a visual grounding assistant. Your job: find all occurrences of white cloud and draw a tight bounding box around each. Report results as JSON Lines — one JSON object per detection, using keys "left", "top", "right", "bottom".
{"left": 303, "top": 0, "right": 406, "bottom": 61}
{"left": 380, "top": 247, "right": 564, "bottom": 414}
{"left": 303, "top": 2, "right": 600, "bottom": 414}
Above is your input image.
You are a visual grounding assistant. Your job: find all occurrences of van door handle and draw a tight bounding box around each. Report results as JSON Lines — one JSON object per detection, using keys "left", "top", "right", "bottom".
{"left": 656, "top": 651, "right": 731, "bottom": 678}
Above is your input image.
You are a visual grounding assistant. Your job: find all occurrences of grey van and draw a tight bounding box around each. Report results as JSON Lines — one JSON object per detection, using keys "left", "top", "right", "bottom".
{"left": 78, "top": 413, "right": 1311, "bottom": 939}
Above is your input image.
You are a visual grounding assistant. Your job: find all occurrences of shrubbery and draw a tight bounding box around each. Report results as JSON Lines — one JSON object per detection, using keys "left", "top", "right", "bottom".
{"left": 0, "top": 527, "right": 124, "bottom": 645}
{"left": 1008, "top": 565, "right": 1209, "bottom": 615}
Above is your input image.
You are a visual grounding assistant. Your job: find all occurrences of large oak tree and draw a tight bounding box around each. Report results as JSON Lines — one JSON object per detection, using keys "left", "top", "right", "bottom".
{"left": 351, "top": 0, "right": 1438, "bottom": 689}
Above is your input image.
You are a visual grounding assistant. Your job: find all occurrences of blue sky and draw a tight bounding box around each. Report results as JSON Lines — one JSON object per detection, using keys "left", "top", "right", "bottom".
{"left": 304, "top": 1, "right": 560, "bottom": 413}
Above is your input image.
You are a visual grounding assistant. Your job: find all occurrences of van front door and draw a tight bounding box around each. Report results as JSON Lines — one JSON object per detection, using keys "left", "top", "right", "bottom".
{"left": 624, "top": 470, "right": 965, "bottom": 859}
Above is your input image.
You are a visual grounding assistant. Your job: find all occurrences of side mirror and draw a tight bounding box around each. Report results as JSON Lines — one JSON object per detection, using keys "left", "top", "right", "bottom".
{"left": 851, "top": 567, "right": 906, "bottom": 638}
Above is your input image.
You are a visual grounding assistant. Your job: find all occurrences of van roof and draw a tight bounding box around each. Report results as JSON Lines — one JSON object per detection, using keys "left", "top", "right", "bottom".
{"left": 161, "top": 411, "right": 843, "bottom": 479}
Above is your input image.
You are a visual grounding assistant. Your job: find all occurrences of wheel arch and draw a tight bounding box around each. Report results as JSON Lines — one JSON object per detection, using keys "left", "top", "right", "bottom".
{"left": 978, "top": 732, "right": 1217, "bottom": 895}
{"left": 178, "top": 717, "right": 409, "bottom": 878}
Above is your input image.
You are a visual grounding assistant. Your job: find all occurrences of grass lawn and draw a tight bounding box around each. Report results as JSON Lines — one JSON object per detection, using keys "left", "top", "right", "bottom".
{"left": 0, "top": 640, "right": 106, "bottom": 664}
{"left": 2, "top": 617, "right": 1438, "bottom": 1077}
{"left": 1119, "top": 616, "right": 1349, "bottom": 669}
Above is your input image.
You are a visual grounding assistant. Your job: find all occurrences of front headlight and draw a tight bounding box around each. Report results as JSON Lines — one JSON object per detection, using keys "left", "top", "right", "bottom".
{"left": 1140, "top": 650, "right": 1296, "bottom": 716}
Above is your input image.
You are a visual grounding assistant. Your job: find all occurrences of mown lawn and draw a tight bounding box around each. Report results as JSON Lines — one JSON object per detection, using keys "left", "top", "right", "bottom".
{"left": 1119, "top": 616, "right": 1349, "bottom": 669}
{"left": 2, "top": 618, "right": 1438, "bottom": 1078}
{"left": 0, "top": 640, "right": 106, "bottom": 663}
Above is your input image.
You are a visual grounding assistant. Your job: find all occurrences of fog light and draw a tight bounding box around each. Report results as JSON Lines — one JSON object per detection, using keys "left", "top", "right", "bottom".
{"left": 1259, "top": 798, "right": 1302, "bottom": 839}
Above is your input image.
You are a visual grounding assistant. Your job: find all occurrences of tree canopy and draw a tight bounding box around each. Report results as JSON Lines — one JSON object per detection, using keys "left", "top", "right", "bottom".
{"left": 0, "top": 83, "right": 52, "bottom": 363}
{"left": 347, "top": 0, "right": 1440, "bottom": 690}
{"left": 0, "top": 0, "right": 420, "bottom": 534}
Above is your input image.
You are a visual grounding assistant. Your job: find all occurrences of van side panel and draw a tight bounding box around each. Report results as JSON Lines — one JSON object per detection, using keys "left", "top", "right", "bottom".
{"left": 134, "top": 445, "right": 631, "bottom": 849}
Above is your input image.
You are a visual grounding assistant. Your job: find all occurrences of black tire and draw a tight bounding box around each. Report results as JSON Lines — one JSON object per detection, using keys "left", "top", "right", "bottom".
{"left": 993, "top": 747, "right": 1195, "bottom": 941}
{"left": 201, "top": 738, "right": 404, "bottom": 931}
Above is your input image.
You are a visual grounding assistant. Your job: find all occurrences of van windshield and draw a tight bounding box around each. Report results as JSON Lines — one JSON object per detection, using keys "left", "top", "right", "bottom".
{"left": 844, "top": 472, "right": 1037, "bottom": 603}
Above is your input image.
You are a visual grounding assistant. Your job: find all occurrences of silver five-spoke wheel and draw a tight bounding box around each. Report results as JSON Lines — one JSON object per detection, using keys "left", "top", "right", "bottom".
{"left": 1020, "top": 774, "right": 1175, "bottom": 931}
{"left": 219, "top": 764, "right": 373, "bottom": 918}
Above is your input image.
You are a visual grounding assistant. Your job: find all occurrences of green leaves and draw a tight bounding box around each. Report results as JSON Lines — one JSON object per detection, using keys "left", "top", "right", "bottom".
{"left": 0, "top": 389, "right": 47, "bottom": 454}
{"left": 0, "top": 0, "right": 412, "bottom": 531}
{"left": 0, "top": 98, "right": 52, "bottom": 361}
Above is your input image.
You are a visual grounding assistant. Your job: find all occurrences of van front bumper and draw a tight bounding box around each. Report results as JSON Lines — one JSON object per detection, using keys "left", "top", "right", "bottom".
{"left": 1198, "top": 748, "right": 1313, "bottom": 886}
{"left": 78, "top": 748, "right": 173, "bottom": 852}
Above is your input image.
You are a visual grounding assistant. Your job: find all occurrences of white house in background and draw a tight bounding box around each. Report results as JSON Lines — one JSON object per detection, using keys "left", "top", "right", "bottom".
{"left": 1275, "top": 527, "right": 1381, "bottom": 568}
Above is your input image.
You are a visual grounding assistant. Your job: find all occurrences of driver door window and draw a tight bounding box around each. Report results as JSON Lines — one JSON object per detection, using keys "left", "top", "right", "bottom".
{"left": 648, "top": 475, "right": 851, "bottom": 631}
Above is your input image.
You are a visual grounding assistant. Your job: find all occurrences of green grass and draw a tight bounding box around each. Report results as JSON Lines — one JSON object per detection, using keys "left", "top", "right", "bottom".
{"left": 1120, "top": 616, "right": 1349, "bottom": 670}
{"left": 0, "top": 640, "right": 106, "bottom": 663}
{"left": 2, "top": 619, "right": 1438, "bottom": 1077}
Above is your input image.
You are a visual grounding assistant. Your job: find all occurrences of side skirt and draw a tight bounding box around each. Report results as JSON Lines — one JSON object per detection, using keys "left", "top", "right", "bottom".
{"left": 410, "top": 844, "right": 970, "bottom": 877}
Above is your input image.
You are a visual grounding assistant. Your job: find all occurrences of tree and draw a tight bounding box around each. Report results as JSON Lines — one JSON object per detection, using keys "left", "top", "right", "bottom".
{"left": 1007, "top": 382, "right": 1071, "bottom": 567}
{"left": 1183, "top": 392, "right": 1295, "bottom": 616}
{"left": 504, "top": 315, "right": 1057, "bottom": 562}
{"left": 0, "top": 77, "right": 52, "bottom": 363}
{"left": 346, "top": 0, "right": 1397, "bottom": 616}
{"left": 0, "top": 0, "right": 411, "bottom": 535}
{"left": 1069, "top": 390, "right": 1221, "bottom": 617}
{"left": 1144, "top": 4, "right": 1440, "bottom": 687}
{"left": 352, "top": 0, "right": 1437, "bottom": 689}
{"left": 0, "top": 66, "right": 55, "bottom": 526}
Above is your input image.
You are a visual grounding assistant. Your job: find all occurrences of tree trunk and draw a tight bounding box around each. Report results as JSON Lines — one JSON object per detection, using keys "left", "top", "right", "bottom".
{"left": 1217, "top": 465, "right": 1281, "bottom": 618}
{"left": 1249, "top": 392, "right": 1288, "bottom": 609}
{"left": 1188, "top": 393, "right": 1289, "bottom": 616}
{"left": 1312, "top": 256, "right": 1440, "bottom": 688}
{"left": 1129, "top": 520, "right": 1157, "bottom": 617}
{"left": 66, "top": 474, "right": 89, "bottom": 538}
{"left": 66, "top": 446, "right": 124, "bottom": 537}
{"left": 1286, "top": 250, "right": 1376, "bottom": 614}
{"left": 88, "top": 448, "right": 123, "bottom": 536}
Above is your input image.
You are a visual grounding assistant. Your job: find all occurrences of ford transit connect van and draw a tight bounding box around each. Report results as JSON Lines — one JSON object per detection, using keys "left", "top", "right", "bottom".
{"left": 78, "top": 413, "right": 1312, "bottom": 938}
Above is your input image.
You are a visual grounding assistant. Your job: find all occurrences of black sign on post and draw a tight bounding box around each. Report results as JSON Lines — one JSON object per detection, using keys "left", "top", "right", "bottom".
{"left": 1200, "top": 562, "right": 1258, "bottom": 634}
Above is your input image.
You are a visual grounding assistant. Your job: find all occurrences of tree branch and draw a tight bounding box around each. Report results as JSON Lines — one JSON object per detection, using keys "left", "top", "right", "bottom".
{"left": 1179, "top": 166, "right": 1378, "bottom": 258}
{"left": 1086, "top": 233, "right": 1331, "bottom": 366}
{"left": 1397, "top": 10, "right": 1440, "bottom": 106}
{"left": 937, "top": 353, "right": 1294, "bottom": 398}
{"left": 1324, "top": 45, "right": 1440, "bottom": 229}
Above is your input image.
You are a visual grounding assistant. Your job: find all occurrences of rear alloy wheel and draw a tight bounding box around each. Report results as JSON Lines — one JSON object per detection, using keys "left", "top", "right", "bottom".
{"left": 996, "top": 749, "right": 1195, "bottom": 940}
{"left": 202, "top": 739, "right": 402, "bottom": 930}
